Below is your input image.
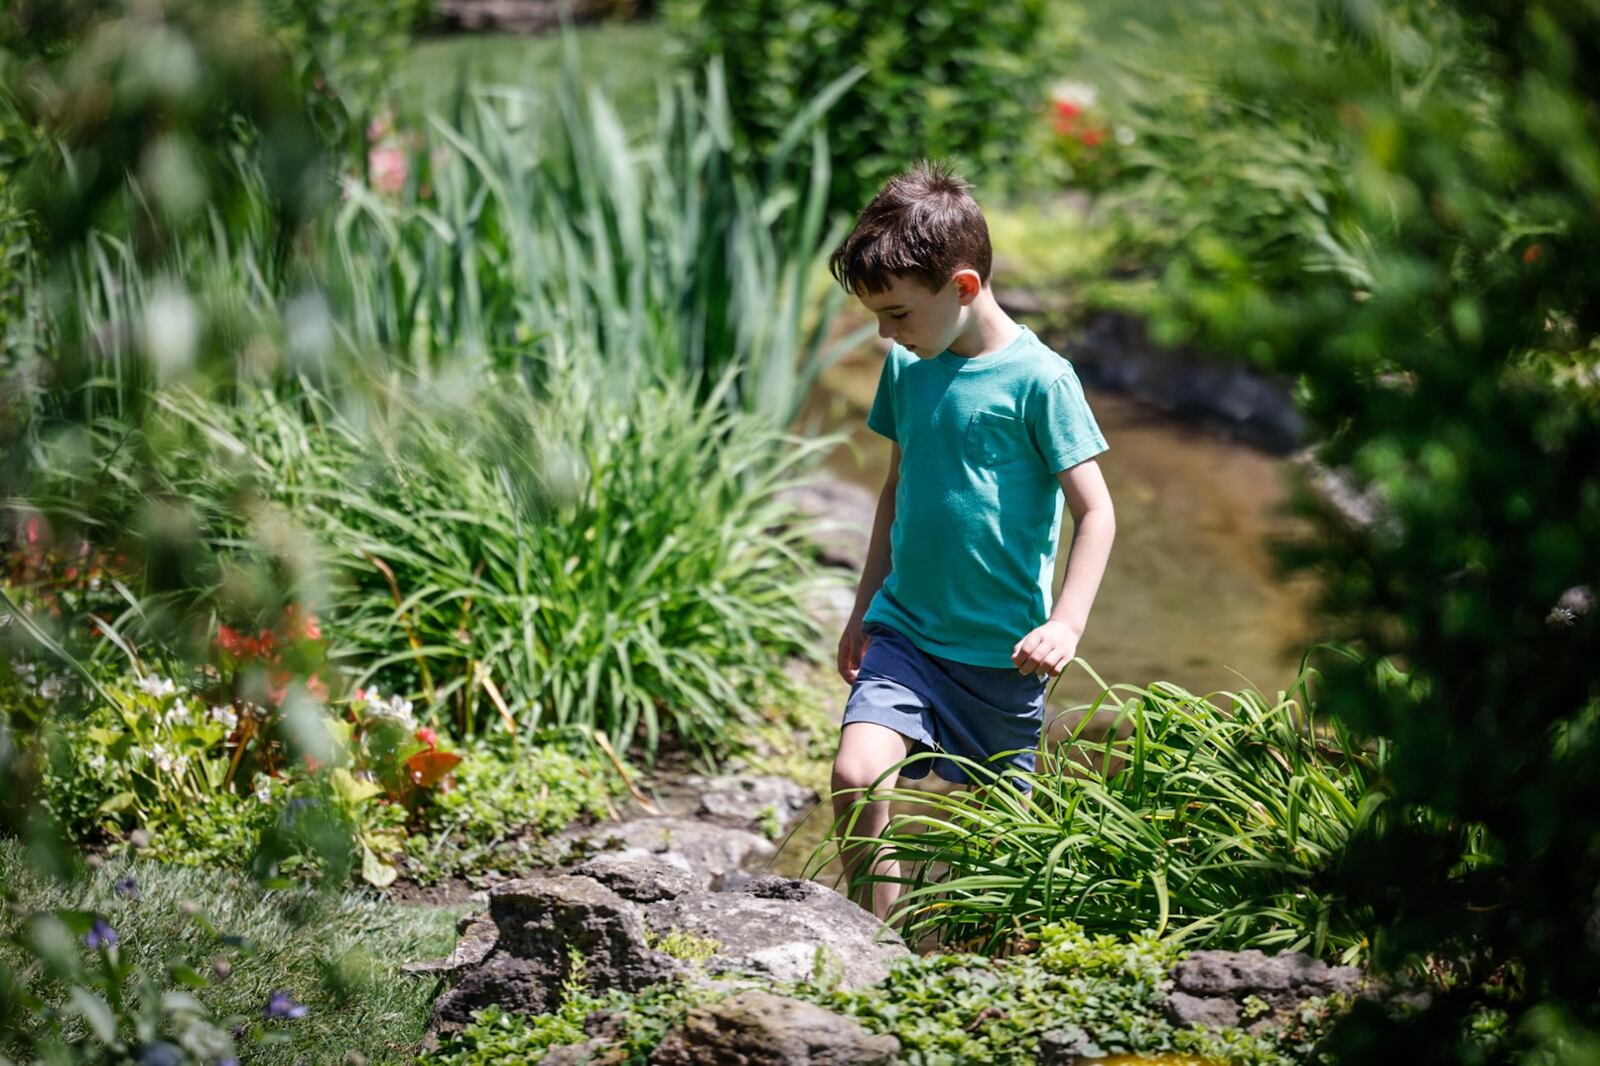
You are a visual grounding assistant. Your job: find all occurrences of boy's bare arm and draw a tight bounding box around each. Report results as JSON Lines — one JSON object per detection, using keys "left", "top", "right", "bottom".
{"left": 838, "top": 444, "right": 901, "bottom": 682}
{"left": 1012, "top": 458, "right": 1116, "bottom": 678}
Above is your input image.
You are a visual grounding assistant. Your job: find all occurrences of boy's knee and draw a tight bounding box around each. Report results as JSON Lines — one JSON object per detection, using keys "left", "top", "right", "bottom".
{"left": 831, "top": 756, "right": 884, "bottom": 795}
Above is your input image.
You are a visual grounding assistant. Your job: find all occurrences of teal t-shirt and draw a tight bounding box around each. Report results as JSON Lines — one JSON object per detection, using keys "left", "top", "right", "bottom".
{"left": 862, "top": 324, "right": 1108, "bottom": 668}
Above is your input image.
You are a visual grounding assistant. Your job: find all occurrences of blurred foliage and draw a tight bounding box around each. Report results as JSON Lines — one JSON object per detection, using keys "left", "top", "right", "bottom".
{"left": 662, "top": 0, "right": 1076, "bottom": 213}
{"left": 1, "top": 838, "right": 463, "bottom": 1064}
{"left": 329, "top": 61, "right": 854, "bottom": 420}
{"left": 1083, "top": 0, "right": 1600, "bottom": 1059}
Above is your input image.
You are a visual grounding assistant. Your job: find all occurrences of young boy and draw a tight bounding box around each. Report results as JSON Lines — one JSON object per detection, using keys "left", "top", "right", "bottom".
{"left": 827, "top": 161, "right": 1116, "bottom": 921}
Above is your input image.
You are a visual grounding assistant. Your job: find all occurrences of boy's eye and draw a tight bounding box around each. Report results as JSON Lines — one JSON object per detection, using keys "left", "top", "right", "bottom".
{"left": 891, "top": 313, "right": 908, "bottom": 321}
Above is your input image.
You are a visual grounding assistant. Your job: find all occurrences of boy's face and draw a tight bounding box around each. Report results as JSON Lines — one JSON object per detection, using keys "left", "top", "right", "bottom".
{"left": 859, "top": 271, "right": 977, "bottom": 357}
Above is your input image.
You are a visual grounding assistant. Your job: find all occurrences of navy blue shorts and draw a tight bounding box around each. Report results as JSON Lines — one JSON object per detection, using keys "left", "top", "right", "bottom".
{"left": 840, "top": 622, "right": 1048, "bottom": 792}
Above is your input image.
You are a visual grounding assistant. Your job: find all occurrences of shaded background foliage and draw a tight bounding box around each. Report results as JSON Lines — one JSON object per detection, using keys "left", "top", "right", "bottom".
{"left": 663, "top": 0, "right": 1073, "bottom": 213}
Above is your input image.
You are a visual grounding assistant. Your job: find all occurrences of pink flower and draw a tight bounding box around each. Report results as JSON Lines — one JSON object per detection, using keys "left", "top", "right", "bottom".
{"left": 415, "top": 727, "right": 438, "bottom": 748}
{"left": 369, "top": 145, "right": 408, "bottom": 197}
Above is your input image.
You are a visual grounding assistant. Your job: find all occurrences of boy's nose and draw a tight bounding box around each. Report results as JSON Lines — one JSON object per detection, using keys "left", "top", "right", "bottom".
{"left": 878, "top": 319, "right": 895, "bottom": 340}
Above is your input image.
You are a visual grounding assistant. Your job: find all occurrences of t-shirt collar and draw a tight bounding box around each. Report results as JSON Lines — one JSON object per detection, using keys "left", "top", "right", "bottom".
{"left": 935, "top": 324, "right": 1031, "bottom": 371}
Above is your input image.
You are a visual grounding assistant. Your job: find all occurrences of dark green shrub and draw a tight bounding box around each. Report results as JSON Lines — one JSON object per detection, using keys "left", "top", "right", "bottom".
{"left": 662, "top": 0, "right": 1073, "bottom": 211}
{"left": 1107, "top": 0, "right": 1600, "bottom": 1058}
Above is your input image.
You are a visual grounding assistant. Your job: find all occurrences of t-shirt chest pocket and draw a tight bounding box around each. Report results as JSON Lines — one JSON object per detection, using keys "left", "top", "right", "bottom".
{"left": 962, "top": 410, "right": 1031, "bottom": 469}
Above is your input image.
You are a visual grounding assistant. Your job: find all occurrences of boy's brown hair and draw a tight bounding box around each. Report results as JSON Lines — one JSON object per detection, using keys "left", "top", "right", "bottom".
{"left": 828, "top": 159, "right": 993, "bottom": 296}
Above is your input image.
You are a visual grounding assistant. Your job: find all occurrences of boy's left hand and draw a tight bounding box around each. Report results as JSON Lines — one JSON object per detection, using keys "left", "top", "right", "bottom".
{"left": 1012, "top": 620, "right": 1079, "bottom": 679}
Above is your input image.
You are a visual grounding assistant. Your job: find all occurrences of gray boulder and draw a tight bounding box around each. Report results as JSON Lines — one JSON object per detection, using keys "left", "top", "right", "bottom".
{"left": 424, "top": 873, "right": 680, "bottom": 1042}
{"left": 1171, "top": 949, "right": 1361, "bottom": 1001}
{"left": 419, "top": 859, "right": 909, "bottom": 1047}
{"left": 689, "top": 774, "right": 819, "bottom": 834}
{"left": 646, "top": 875, "right": 907, "bottom": 989}
{"left": 1159, "top": 948, "right": 1364, "bottom": 1037}
{"left": 560, "top": 815, "right": 776, "bottom": 890}
{"left": 1162, "top": 990, "right": 1243, "bottom": 1030}
{"left": 649, "top": 990, "right": 900, "bottom": 1066}
{"left": 573, "top": 851, "right": 702, "bottom": 903}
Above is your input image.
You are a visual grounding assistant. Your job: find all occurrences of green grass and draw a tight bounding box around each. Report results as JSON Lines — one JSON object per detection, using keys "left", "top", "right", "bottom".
{"left": 395, "top": 23, "right": 676, "bottom": 132}
{"left": 0, "top": 838, "right": 464, "bottom": 1064}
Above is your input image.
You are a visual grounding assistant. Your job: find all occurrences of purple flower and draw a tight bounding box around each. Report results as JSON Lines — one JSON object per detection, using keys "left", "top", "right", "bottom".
{"left": 113, "top": 874, "right": 141, "bottom": 900}
{"left": 83, "top": 919, "right": 119, "bottom": 949}
{"left": 263, "top": 989, "right": 309, "bottom": 1020}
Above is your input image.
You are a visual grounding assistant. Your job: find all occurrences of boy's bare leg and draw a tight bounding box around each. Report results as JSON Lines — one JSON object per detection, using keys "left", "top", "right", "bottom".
{"left": 831, "top": 722, "right": 913, "bottom": 921}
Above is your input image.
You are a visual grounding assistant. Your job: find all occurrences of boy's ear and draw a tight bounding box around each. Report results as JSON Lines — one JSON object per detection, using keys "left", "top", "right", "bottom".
{"left": 953, "top": 268, "right": 983, "bottom": 304}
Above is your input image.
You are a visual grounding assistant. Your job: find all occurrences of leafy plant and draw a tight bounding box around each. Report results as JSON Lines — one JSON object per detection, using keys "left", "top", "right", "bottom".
{"left": 400, "top": 731, "right": 622, "bottom": 885}
{"left": 817, "top": 654, "right": 1385, "bottom": 963}
{"left": 95, "top": 365, "right": 838, "bottom": 766}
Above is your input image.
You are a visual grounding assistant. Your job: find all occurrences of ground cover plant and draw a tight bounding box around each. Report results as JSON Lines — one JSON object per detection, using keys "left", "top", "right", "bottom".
{"left": 424, "top": 920, "right": 1344, "bottom": 1065}
{"left": 816, "top": 655, "right": 1385, "bottom": 965}
{"left": 0, "top": 837, "right": 463, "bottom": 1065}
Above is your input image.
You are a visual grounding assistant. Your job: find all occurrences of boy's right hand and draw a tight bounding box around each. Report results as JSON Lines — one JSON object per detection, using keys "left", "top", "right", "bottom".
{"left": 837, "top": 615, "right": 871, "bottom": 685}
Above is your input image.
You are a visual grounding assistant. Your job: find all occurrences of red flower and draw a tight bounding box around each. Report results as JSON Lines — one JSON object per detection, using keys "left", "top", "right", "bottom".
{"left": 1079, "top": 126, "right": 1105, "bottom": 148}
{"left": 415, "top": 727, "right": 438, "bottom": 749}
{"left": 1523, "top": 243, "right": 1545, "bottom": 265}
{"left": 217, "top": 625, "right": 246, "bottom": 656}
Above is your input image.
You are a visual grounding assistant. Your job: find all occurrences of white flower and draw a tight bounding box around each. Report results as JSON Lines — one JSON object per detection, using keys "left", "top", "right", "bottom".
{"left": 365, "top": 689, "right": 416, "bottom": 726}
{"left": 38, "top": 676, "right": 66, "bottom": 700}
{"left": 88, "top": 753, "right": 107, "bottom": 772}
{"left": 137, "top": 675, "right": 177, "bottom": 699}
{"left": 1049, "top": 79, "right": 1099, "bottom": 110}
{"left": 151, "top": 744, "right": 177, "bottom": 773}
{"left": 254, "top": 780, "right": 273, "bottom": 804}
{"left": 163, "top": 698, "right": 193, "bottom": 726}
{"left": 1115, "top": 124, "right": 1136, "bottom": 146}
{"left": 12, "top": 660, "right": 37, "bottom": 687}
{"left": 210, "top": 704, "right": 238, "bottom": 730}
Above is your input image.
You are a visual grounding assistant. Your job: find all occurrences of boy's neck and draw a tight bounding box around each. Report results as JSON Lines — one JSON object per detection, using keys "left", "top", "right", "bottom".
{"left": 945, "top": 288, "right": 1022, "bottom": 359}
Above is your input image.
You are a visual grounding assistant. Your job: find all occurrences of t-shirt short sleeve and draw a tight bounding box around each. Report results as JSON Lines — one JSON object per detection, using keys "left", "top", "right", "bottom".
{"left": 866, "top": 346, "right": 905, "bottom": 442}
{"left": 1029, "top": 365, "right": 1108, "bottom": 473}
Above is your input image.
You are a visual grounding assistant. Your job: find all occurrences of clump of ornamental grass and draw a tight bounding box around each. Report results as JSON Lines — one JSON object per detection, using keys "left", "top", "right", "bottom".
{"left": 29, "top": 356, "right": 838, "bottom": 768}
{"left": 814, "top": 652, "right": 1385, "bottom": 964}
